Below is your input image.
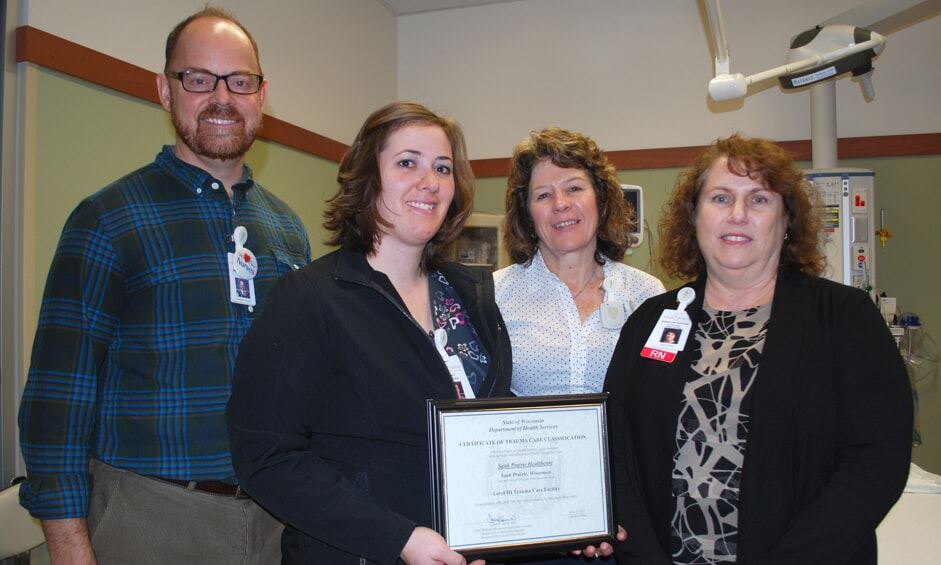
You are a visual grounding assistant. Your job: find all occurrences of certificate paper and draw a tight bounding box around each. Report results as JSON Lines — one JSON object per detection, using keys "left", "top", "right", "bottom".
{"left": 427, "top": 395, "right": 614, "bottom": 558}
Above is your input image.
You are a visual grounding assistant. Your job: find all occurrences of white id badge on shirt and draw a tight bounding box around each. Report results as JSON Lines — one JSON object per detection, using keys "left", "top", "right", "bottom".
{"left": 600, "top": 300, "right": 629, "bottom": 329}
{"left": 434, "top": 328, "right": 475, "bottom": 399}
{"left": 229, "top": 226, "right": 257, "bottom": 307}
{"left": 599, "top": 278, "right": 628, "bottom": 329}
{"left": 640, "top": 287, "right": 695, "bottom": 363}
{"left": 228, "top": 253, "right": 256, "bottom": 307}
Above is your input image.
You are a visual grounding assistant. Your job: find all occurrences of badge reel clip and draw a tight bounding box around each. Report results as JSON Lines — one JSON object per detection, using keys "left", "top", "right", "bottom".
{"left": 640, "top": 287, "right": 695, "bottom": 363}
{"left": 600, "top": 277, "right": 635, "bottom": 330}
{"left": 228, "top": 225, "right": 258, "bottom": 308}
{"left": 434, "top": 328, "right": 475, "bottom": 399}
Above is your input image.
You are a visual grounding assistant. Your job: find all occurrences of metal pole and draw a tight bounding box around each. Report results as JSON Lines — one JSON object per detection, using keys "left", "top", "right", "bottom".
{"left": 810, "top": 81, "right": 838, "bottom": 169}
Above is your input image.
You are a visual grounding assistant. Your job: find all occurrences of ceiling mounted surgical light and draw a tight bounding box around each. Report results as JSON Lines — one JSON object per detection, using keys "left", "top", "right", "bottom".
{"left": 703, "top": 0, "right": 886, "bottom": 102}
{"left": 779, "top": 25, "right": 885, "bottom": 101}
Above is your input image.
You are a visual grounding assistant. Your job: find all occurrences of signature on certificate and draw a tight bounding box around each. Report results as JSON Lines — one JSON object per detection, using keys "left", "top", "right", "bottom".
{"left": 487, "top": 512, "right": 517, "bottom": 525}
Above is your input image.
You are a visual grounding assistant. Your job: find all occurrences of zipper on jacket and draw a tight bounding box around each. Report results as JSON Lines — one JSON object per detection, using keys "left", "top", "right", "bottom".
{"left": 342, "top": 277, "right": 457, "bottom": 392}
{"left": 467, "top": 277, "right": 506, "bottom": 399}
{"left": 473, "top": 279, "right": 502, "bottom": 398}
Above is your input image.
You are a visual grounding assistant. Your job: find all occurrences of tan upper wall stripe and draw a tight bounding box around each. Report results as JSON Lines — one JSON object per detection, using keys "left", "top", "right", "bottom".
{"left": 16, "top": 25, "right": 941, "bottom": 177}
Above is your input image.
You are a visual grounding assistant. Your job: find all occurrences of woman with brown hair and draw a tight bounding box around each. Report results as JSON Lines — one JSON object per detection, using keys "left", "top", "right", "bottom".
{"left": 495, "top": 127, "right": 664, "bottom": 400}
{"left": 227, "top": 101, "right": 511, "bottom": 564}
{"left": 494, "top": 126, "right": 657, "bottom": 563}
{"left": 605, "top": 133, "right": 912, "bottom": 564}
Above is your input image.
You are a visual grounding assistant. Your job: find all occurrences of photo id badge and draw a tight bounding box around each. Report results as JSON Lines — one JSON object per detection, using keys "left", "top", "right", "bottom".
{"left": 640, "top": 287, "right": 695, "bottom": 363}
{"left": 434, "top": 328, "right": 475, "bottom": 399}
{"left": 445, "top": 355, "right": 475, "bottom": 400}
{"left": 228, "top": 252, "right": 256, "bottom": 306}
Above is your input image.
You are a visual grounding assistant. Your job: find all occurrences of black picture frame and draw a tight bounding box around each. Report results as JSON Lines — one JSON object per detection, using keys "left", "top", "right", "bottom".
{"left": 427, "top": 394, "right": 615, "bottom": 560}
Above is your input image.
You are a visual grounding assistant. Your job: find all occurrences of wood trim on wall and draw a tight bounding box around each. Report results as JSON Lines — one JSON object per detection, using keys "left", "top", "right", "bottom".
{"left": 15, "top": 26, "right": 347, "bottom": 161}
{"left": 15, "top": 25, "right": 941, "bottom": 176}
{"left": 471, "top": 133, "right": 941, "bottom": 178}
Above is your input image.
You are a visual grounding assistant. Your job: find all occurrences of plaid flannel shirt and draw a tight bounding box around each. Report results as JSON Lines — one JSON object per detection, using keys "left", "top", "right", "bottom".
{"left": 18, "top": 146, "right": 311, "bottom": 519}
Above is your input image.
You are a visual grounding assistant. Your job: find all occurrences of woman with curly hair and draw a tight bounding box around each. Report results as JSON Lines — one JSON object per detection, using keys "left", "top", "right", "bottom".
{"left": 605, "top": 133, "right": 912, "bottom": 564}
{"left": 495, "top": 127, "right": 664, "bottom": 402}
{"left": 495, "top": 126, "right": 659, "bottom": 563}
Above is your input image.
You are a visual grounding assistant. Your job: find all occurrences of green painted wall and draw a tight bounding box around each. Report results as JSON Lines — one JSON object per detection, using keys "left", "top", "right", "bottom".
{"left": 26, "top": 68, "right": 941, "bottom": 473}
{"left": 33, "top": 70, "right": 174, "bottom": 297}
{"left": 856, "top": 155, "right": 941, "bottom": 473}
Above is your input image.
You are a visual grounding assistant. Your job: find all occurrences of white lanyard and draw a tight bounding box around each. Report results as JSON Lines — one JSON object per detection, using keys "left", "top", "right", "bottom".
{"left": 434, "top": 328, "right": 475, "bottom": 399}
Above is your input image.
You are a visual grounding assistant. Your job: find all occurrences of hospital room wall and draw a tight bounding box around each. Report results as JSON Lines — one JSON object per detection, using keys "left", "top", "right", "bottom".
{"left": 398, "top": 0, "right": 941, "bottom": 158}
{"left": 22, "top": 0, "right": 941, "bottom": 157}
{"left": 20, "top": 0, "right": 397, "bottom": 145}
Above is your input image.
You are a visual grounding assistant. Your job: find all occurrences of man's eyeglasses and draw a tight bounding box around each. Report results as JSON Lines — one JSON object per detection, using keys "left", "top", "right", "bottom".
{"left": 167, "top": 70, "right": 264, "bottom": 94}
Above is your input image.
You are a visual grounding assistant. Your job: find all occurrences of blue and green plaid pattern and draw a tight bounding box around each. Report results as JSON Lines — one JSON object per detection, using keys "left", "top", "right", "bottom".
{"left": 18, "top": 146, "right": 311, "bottom": 519}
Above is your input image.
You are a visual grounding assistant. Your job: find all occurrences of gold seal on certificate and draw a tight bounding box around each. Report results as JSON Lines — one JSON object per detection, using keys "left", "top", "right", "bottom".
{"left": 427, "top": 394, "right": 615, "bottom": 559}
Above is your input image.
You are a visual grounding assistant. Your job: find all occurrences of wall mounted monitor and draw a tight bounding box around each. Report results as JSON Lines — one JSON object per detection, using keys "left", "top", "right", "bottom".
{"left": 621, "top": 184, "right": 643, "bottom": 248}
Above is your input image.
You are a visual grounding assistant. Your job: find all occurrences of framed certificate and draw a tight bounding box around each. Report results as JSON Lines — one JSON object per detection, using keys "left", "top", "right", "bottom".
{"left": 427, "top": 394, "right": 614, "bottom": 559}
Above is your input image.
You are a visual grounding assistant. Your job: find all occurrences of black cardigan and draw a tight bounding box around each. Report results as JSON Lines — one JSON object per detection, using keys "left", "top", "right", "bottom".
{"left": 227, "top": 248, "right": 512, "bottom": 564}
{"left": 604, "top": 269, "right": 912, "bottom": 564}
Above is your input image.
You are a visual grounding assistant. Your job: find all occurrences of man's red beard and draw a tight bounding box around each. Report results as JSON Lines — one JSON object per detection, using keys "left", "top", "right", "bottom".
{"left": 172, "top": 102, "right": 259, "bottom": 161}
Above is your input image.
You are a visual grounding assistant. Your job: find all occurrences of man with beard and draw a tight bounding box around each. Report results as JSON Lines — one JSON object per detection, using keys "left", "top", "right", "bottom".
{"left": 17, "top": 7, "right": 310, "bottom": 563}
